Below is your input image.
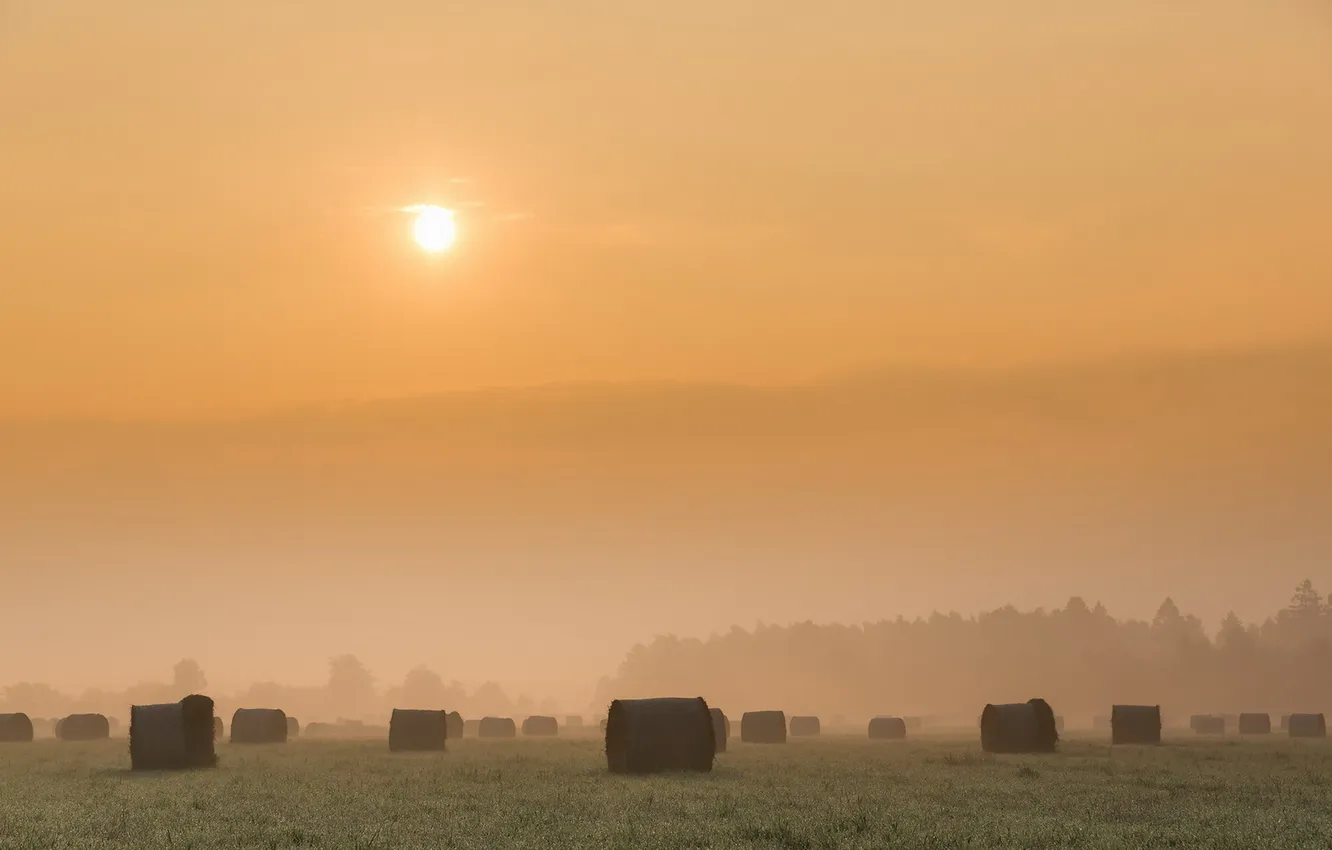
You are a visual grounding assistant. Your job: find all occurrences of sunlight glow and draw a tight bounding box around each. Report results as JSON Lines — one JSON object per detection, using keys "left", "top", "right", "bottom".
{"left": 408, "top": 205, "right": 457, "bottom": 253}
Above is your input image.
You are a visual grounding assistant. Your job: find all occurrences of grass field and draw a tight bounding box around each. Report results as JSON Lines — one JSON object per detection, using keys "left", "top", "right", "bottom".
{"left": 3, "top": 733, "right": 1332, "bottom": 849}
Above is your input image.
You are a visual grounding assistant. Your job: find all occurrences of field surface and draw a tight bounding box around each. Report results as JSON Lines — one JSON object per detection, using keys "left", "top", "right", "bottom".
{"left": 3, "top": 733, "right": 1332, "bottom": 849}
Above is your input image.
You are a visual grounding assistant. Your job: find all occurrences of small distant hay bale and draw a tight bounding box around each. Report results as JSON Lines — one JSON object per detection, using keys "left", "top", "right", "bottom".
{"left": 304, "top": 722, "right": 333, "bottom": 737}
{"left": 129, "top": 694, "right": 217, "bottom": 770}
{"left": 710, "top": 708, "right": 728, "bottom": 753}
{"left": 604, "top": 697, "right": 715, "bottom": 774}
{"left": 1190, "top": 714, "right": 1225, "bottom": 734}
{"left": 789, "top": 716, "right": 821, "bottom": 737}
{"left": 902, "top": 716, "right": 924, "bottom": 730}
{"left": 0, "top": 713, "right": 34, "bottom": 743}
{"left": 463, "top": 718, "right": 479, "bottom": 737}
{"left": 478, "top": 717, "right": 516, "bottom": 738}
{"left": 566, "top": 715, "right": 584, "bottom": 728}
{"left": 979, "top": 699, "right": 1059, "bottom": 754}
{"left": 868, "top": 716, "right": 907, "bottom": 740}
{"left": 446, "top": 711, "right": 463, "bottom": 740}
{"left": 212, "top": 717, "right": 223, "bottom": 740}
{"left": 1054, "top": 716, "right": 1065, "bottom": 732}
{"left": 599, "top": 718, "right": 607, "bottom": 733}
{"left": 229, "top": 709, "right": 288, "bottom": 744}
{"left": 1238, "top": 713, "right": 1271, "bottom": 735}
{"left": 1111, "top": 705, "right": 1161, "bottom": 745}
{"left": 1287, "top": 714, "right": 1326, "bottom": 738}
{"left": 522, "top": 716, "right": 559, "bottom": 736}
{"left": 56, "top": 714, "right": 110, "bottom": 741}
{"left": 389, "top": 709, "right": 448, "bottom": 752}
{"left": 740, "top": 711, "right": 787, "bottom": 744}
{"left": 286, "top": 717, "right": 300, "bottom": 739}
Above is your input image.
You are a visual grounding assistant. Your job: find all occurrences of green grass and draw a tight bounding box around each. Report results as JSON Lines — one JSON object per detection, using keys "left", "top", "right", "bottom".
{"left": 3, "top": 734, "right": 1332, "bottom": 849}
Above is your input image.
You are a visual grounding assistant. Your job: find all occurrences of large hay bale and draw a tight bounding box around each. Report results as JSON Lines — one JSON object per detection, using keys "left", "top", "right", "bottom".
{"left": 212, "top": 717, "right": 223, "bottom": 740}
{"left": 1238, "top": 713, "right": 1271, "bottom": 735}
{"left": 1287, "top": 713, "right": 1326, "bottom": 738}
{"left": 566, "top": 715, "right": 584, "bottom": 728}
{"left": 446, "top": 711, "right": 463, "bottom": 740}
{"left": 1190, "top": 714, "right": 1225, "bottom": 734}
{"left": 709, "top": 708, "right": 728, "bottom": 753}
{"left": 229, "top": 708, "right": 288, "bottom": 744}
{"left": 979, "top": 699, "right": 1059, "bottom": 754}
{"left": 1111, "top": 705, "right": 1162, "bottom": 745}
{"left": 286, "top": 717, "right": 300, "bottom": 739}
{"left": 129, "top": 694, "right": 217, "bottom": 770}
{"left": 478, "top": 717, "right": 516, "bottom": 738}
{"left": 604, "top": 697, "right": 715, "bottom": 774}
{"left": 56, "top": 713, "right": 110, "bottom": 741}
{"left": 0, "top": 713, "right": 34, "bottom": 743}
{"left": 789, "top": 716, "right": 821, "bottom": 737}
{"left": 463, "top": 718, "right": 480, "bottom": 737}
{"left": 741, "top": 710, "right": 787, "bottom": 743}
{"left": 868, "top": 716, "right": 907, "bottom": 740}
{"left": 522, "top": 716, "right": 559, "bottom": 737}
{"left": 389, "top": 709, "right": 448, "bottom": 752}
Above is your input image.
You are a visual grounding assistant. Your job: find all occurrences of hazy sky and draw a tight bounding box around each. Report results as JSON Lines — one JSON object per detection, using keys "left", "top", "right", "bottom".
{"left": 2, "top": 0, "right": 1330, "bottom": 416}
{"left": 1, "top": 2, "right": 1330, "bottom": 704}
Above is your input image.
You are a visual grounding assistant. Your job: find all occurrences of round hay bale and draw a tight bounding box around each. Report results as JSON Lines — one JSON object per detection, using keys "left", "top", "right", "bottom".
{"left": 605, "top": 697, "right": 715, "bottom": 775}
{"left": 446, "top": 711, "right": 463, "bottom": 740}
{"left": 286, "top": 717, "right": 300, "bottom": 739}
{"left": 478, "top": 717, "right": 516, "bottom": 738}
{"left": 389, "top": 708, "right": 448, "bottom": 752}
{"left": 1288, "top": 713, "right": 1326, "bottom": 738}
{"left": 1190, "top": 714, "right": 1225, "bottom": 734}
{"left": 789, "top": 716, "right": 821, "bottom": 737}
{"left": 130, "top": 694, "right": 217, "bottom": 770}
{"left": 979, "top": 699, "right": 1058, "bottom": 754}
{"left": 0, "top": 713, "right": 34, "bottom": 743}
{"left": 1238, "top": 713, "right": 1271, "bottom": 735}
{"left": 56, "top": 713, "right": 110, "bottom": 741}
{"left": 709, "top": 708, "right": 728, "bottom": 753}
{"left": 741, "top": 710, "right": 787, "bottom": 744}
{"left": 566, "top": 715, "right": 584, "bottom": 728}
{"left": 902, "top": 716, "right": 924, "bottom": 731}
{"left": 463, "top": 718, "right": 480, "bottom": 737}
{"left": 304, "top": 722, "right": 333, "bottom": 737}
{"left": 229, "top": 708, "right": 288, "bottom": 744}
{"left": 868, "top": 716, "right": 907, "bottom": 740}
{"left": 1111, "top": 705, "right": 1161, "bottom": 745}
{"left": 522, "top": 716, "right": 559, "bottom": 737}
{"left": 212, "top": 717, "right": 223, "bottom": 740}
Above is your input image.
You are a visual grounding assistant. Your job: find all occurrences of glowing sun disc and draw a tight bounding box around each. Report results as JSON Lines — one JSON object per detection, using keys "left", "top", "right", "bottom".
{"left": 411, "top": 205, "right": 456, "bottom": 253}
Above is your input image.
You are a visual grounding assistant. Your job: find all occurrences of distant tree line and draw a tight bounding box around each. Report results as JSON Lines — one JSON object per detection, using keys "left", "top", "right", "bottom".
{"left": 593, "top": 581, "right": 1332, "bottom": 720}
{"left": 0, "top": 655, "right": 567, "bottom": 724}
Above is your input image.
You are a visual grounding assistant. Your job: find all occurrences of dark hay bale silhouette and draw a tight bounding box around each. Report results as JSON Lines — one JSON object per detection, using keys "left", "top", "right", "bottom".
{"left": 478, "top": 717, "right": 516, "bottom": 738}
{"left": 229, "top": 709, "right": 288, "bottom": 744}
{"left": 1111, "top": 705, "right": 1162, "bottom": 745}
{"left": 605, "top": 697, "right": 715, "bottom": 775}
{"left": 980, "top": 699, "right": 1059, "bottom": 753}
{"left": 0, "top": 713, "right": 34, "bottom": 743}
{"left": 741, "top": 711, "right": 787, "bottom": 744}
{"left": 57, "top": 714, "right": 110, "bottom": 741}
{"left": 522, "top": 716, "right": 559, "bottom": 737}
{"left": 566, "top": 715, "right": 584, "bottom": 728}
{"left": 1239, "top": 713, "right": 1271, "bottom": 735}
{"left": 710, "top": 708, "right": 728, "bottom": 753}
{"left": 1190, "top": 715, "right": 1225, "bottom": 734}
{"left": 789, "top": 716, "right": 821, "bottom": 737}
{"left": 286, "top": 717, "right": 300, "bottom": 739}
{"left": 446, "top": 711, "right": 463, "bottom": 740}
{"left": 389, "top": 709, "right": 448, "bottom": 752}
{"left": 868, "top": 716, "right": 907, "bottom": 740}
{"left": 463, "top": 718, "right": 479, "bottom": 737}
{"left": 212, "top": 717, "right": 223, "bottom": 740}
{"left": 1288, "top": 713, "right": 1326, "bottom": 738}
{"left": 130, "top": 694, "right": 217, "bottom": 770}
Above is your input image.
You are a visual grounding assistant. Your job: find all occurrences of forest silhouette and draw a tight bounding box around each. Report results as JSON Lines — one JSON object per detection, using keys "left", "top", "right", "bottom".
{"left": 5, "top": 582, "right": 1328, "bottom": 725}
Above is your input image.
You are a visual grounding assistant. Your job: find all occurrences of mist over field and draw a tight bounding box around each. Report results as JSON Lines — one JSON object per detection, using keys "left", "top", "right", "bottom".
{"left": 2, "top": 344, "right": 1328, "bottom": 712}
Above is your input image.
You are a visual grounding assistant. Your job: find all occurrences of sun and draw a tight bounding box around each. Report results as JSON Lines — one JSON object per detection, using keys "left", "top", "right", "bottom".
{"left": 409, "top": 205, "right": 457, "bottom": 253}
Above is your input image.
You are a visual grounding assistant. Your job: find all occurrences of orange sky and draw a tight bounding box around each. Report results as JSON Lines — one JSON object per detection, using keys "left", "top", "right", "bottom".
{"left": 2, "top": 0, "right": 1330, "bottom": 417}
